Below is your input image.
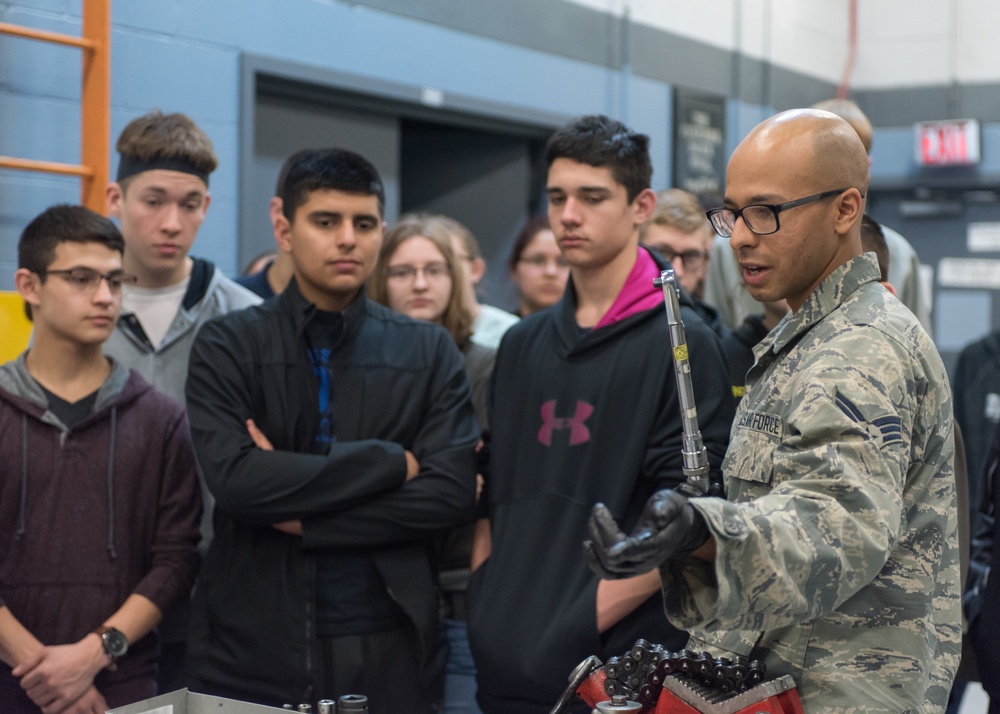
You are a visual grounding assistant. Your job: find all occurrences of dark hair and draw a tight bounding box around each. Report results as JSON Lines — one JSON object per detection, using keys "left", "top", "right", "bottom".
{"left": 860, "top": 214, "right": 890, "bottom": 283}
{"left": 115, "top": 110, "right": 217, "bottom": 190}
{"left": 276, "top": 148, "right": 315, "bottom": 195}
{"left": 280, "top": 148, "right": 385, "bottom": 222}
{"left": 508, "top": 215, "right": 551, "bottom": 272}
{"left": 18, "top": 204, "right": 125, "bottom": 319}
{"left": 544, "top": 114, "right": 652, "bottom": 201}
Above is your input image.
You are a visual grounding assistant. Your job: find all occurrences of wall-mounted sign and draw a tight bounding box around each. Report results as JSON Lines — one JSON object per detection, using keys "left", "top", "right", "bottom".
{"left": 672, "top": 88, "right": 726, "bottom": 197}
{"left": 968, "top": 222, "right": 1000, "bottom": 252}
{"left": 938, "top": 257, "right": 1000, "bottom": 289}
{"left": 915, "top": 119, "right": 981, "bottom": 167}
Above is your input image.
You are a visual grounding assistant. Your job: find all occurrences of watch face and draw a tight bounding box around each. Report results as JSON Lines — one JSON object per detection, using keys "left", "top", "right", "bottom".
{"left": 104, "top": 628, "right": 128, "bottom": 658}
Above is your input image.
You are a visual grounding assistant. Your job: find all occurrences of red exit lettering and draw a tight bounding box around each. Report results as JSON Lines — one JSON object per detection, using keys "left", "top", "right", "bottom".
{"left": 916, "top": 119, "right": 981, "bottom": 166}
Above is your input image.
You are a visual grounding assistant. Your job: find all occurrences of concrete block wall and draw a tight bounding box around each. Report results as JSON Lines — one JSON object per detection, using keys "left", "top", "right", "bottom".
{"left": 4, "top": 0, "right": 1000, "bottom": 290}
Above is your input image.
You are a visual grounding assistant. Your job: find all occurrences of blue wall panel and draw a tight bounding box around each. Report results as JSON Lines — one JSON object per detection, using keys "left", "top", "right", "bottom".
{"left": 10, "top": 0, "right": 996, "bottom": 296}
{"left": 2, "top": 0, "right": 665, "bottom": 288}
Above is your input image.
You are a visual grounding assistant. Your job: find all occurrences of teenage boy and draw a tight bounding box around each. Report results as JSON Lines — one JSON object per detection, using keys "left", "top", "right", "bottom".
{"left": 466, "top": 115, "right": 734, "bottom": 714}
{"left": 102, "top": 110, "right": 260, "bottom": 687}
{"left": 0, "top": 205, "right": 201, "bottom": 713}
{"left": 104, "top": 109, "right": 260, "bottom": 401}
{"left": 184, "top": 148, "right": 479, "bottom": 712}
{"left": 641, "top": 188, "right": 713, "bottom": 300}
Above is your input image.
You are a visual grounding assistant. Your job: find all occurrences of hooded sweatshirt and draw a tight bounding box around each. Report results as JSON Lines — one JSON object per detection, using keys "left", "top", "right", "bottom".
{"left": 0, "top": 355, "right": 201, "bottom": 709}
{"left": 468, "top": 247, "right": 735, "bottom": 714}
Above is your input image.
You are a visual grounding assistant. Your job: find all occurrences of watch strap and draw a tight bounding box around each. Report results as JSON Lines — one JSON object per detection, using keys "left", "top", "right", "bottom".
{"left": 92, "top": 625, "right": 127, "bottom": 670}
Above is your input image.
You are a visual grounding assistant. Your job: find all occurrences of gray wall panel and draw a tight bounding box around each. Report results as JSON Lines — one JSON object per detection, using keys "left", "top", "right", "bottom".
{"left": 348, "top": 0, "right": 838, "bottom": 110}
{"left": 857, "top": 86, "right": 956, "bottom": 126}
{"left": 770, "top": 66, "right": 838, "bottom": 112}
{"left": 958, "top": 83, "right": 1000, "bottom": 123}
{"left": 857, "top": 83, "right": 1000, "bottom": 127}
{"left": 348, "top": 0, "right": 620, "bottom": 70}
{"left": 630, "top": 24, "right": 732, "bottom": 96}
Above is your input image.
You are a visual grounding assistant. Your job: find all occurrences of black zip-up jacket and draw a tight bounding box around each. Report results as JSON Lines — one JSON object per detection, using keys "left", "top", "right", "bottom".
{"left": 468, "top": 252, "right": 735, "bottom": 714}
{"left": 184, "top": 279, "right": 479, "bottom": 705}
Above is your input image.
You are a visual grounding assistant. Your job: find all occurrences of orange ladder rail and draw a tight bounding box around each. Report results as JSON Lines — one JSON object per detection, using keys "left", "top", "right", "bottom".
{"left": 0, "top": 0, "right": 110, "bottom": 213}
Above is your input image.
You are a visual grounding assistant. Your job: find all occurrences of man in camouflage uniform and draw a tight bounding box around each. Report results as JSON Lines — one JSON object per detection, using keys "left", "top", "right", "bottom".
{"left": 586, "top": 109, "right": 960, "bottom": 712}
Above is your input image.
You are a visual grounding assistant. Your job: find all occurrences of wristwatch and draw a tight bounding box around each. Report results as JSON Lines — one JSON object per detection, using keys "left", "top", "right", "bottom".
{"left": 93, "top": 626, "right": 128, "bottom": 670}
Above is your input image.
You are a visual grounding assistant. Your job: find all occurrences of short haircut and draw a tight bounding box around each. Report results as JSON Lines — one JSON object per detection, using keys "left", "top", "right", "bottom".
{"left": 368, "top": 213, "right": 474, "bottom": 347}
{"left": 508, "top": 215, "right": 551, "bottom": 272}
{"left": 811, "top": 99, "right": 873, "bottom": 153}
{"left": 860, "top": 214, "right": 890, "bottom": 282}
{"left": 279, "top": 148, "right": 385, "bottom": 221}
{"left": 545, "top": 114, "right": 652, "bottom": 202}
{"left": 276, "top": 148, "right": 315, "bottom": 195}
{"left": 115, "top": 110, "right": 218, "bottom": 189}
{"left": 641, "top": 188, "right": 711, "bottom": 244}
{"left": 18, "top": 204, "right": 125, "bottom": 319}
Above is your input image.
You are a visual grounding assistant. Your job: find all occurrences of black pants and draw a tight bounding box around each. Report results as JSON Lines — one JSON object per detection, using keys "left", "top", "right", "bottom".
{"left": 190, "top": 626, "right": 440, "bottom": 714}
{"left": 318, "top": 626, "right": 440, "bottom": 714}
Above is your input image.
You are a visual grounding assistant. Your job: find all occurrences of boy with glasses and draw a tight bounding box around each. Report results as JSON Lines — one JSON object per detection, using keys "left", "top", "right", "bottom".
{"left": 641, "top": 188, "right": 712, "bottom": 300}
{"left": 0, "top": 205, "right": 201, "bottom": 713}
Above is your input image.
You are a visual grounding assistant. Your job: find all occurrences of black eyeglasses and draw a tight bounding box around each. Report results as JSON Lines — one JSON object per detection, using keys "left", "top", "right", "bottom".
{"left": 41, "top": 268, "right": 139, "bottom": 293}
{"left": 706, "top": 188, "right": 858, "bottom": 237}
{"left": 645, "top": 246, "right": 709, "bottom": 271}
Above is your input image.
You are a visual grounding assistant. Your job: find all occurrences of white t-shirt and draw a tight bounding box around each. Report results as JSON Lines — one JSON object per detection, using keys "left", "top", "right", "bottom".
{"left": 122, "top": 277, "right": 189, "bottom": 348}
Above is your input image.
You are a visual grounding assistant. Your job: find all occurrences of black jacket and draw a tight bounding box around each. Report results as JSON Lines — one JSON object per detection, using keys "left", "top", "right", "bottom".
{"left": 953, "top": 330, "right": 1000, "bottom": 525}
{"left": 969, "top": 423, "right": 1000, "bottom": 698}
{"left": 468, "top": 254, "right": 735, "bottom": 714}
{"left": 185, "top": 279, "right": 479, "bottom": 704}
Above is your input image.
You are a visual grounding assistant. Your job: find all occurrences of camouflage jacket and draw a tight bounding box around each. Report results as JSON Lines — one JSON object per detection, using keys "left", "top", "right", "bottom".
{"left": 660, "top": 253, "right": 960, "bottom": 713}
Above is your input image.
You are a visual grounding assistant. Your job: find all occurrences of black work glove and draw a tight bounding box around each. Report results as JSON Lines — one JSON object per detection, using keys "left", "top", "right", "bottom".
{"left": 584, "top": 489, "right": 710, "bottom": 579}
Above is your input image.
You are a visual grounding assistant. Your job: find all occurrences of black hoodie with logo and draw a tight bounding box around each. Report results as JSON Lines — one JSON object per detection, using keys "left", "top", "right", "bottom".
{"left": 468, "top": 249, "right": 735, "bottom": 714}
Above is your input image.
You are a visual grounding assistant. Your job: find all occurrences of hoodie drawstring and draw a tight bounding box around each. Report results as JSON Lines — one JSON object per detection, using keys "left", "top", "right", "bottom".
{"left": 15, "top": 400, "right": 118, "bottom": 559}
{"left": 106, "top": 406, "right": 117, "bottom": 560}
{"left": 17, "top": 414, "right": 27, "bottom": 540}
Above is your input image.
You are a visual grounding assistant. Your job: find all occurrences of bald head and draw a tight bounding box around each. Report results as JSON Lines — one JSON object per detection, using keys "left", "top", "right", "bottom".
{"left": 739, "top": 109, "right": 870, "bottom": 199}
{"left": 724, "top": 109, "right": 870, "bottom": 310}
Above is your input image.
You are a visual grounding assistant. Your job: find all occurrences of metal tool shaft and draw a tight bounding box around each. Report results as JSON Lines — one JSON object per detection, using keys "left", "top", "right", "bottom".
{"left": 654, "top": 269, "right": 710, "bottom": 495}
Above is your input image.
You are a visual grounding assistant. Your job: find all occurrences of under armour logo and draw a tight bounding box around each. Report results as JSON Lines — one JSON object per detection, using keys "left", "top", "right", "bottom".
{"left": 538, "top": 400, "right": 594, "bottom": 446}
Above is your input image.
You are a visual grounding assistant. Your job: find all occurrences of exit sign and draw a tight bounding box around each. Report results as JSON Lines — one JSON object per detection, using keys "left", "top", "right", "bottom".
{"left": 915, "top": 119, "right": 981, "bottom": 166}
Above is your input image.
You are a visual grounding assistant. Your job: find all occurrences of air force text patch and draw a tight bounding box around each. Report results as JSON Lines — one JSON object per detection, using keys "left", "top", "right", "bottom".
{"left": 736, "top": 409, "right": 784, "bottom": 438}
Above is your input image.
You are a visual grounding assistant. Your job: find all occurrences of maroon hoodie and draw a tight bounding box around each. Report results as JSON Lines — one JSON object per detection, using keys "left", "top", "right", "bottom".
{"left": 0, "top": 355, "right": 201, "bottom": 710}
